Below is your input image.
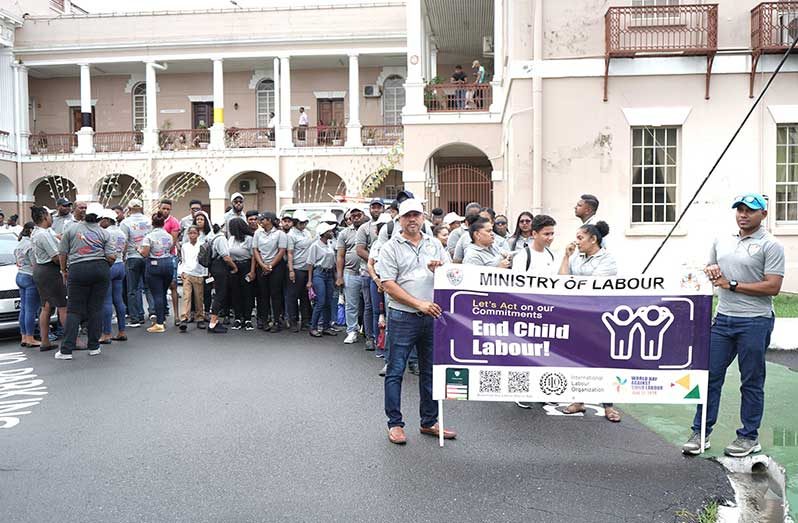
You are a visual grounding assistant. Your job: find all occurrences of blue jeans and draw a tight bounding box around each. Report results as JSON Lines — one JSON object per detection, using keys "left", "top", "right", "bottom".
{"left": 692, "top": 313, "right": 775, "bottom": 440}
{"left": 369, "top": 279, "right": 382, "bottom": 344}
{"left": 145, "top": 258, "right": 173, "bottom": 325}
{"left": 384, "top": 309, "right": 437, "bottom": 429}
{"left": 343, "top": 272, "right": 363, "bottom": 334}
{"left": 331, "top": 286, "right": 340, "bottom": 326}
{"left": 16, "top": 272, "right": 40, "bottom": 336}
{"left": 360, "top": 275, "right": 374, "bottom": 341}
{"left": 126, "top": 257, "right": 146, "bottom": 322}
{"left": 311, "top": 269, "right": 334, "bottom": 330}
{"left": 103, "top": 263, "right": 127, "bottom": 334}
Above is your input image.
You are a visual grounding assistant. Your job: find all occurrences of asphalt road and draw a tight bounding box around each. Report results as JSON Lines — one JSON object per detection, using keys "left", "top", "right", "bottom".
{"left": 0, "top": 327, "right": 732, "bottom": 523}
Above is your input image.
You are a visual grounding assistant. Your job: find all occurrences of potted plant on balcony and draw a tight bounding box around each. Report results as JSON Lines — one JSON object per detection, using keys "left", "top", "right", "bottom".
{"left": 160, "top": 120, "right": 175, "bottom": 150}
{"left": 330, "top": 119, "right": 343, "bottom": 146}
{"left": 364, "top": 127, "right": 376, "bottom": 146}
{"left": 196, "top": 120, "right": 209, "bottom": 149}
{"left": 226, "top": 126, "right": 240, "bottom": 148}
{"left": 35, "top": 131, "right": 48, "bottom": 154}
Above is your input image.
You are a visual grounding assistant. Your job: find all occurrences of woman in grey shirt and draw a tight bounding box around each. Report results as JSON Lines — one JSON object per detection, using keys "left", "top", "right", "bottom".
{"left": 306, "top": 222, "right": 338, "bottom": 337}
{"left": 253, "top": 212, "right": 288, "bottom": 333}
{"left": 462, "top": 217, "right": 511, "bottom": 268}
{"left": 226, "top": 217, "right": 255, "bottom": 331}
{"left": 56, "top": 203, "right": 115, "bottom": 360}
{"left": 207, "top": 220, "right": 238, "bottom": 334}
{"left": 30, "top": 206, "right": 65, "bottom": 352}
{"left": 139, "top": 212, "right": 175, "bottom": 334}
{"left": 557, "top": 220, "right": 621, "bottom": 422}
{"left": 15, "top": 222, "right": 40, "bottom": 348}
{"left": 286, "top": 211, "right": 313, "bottom": 332}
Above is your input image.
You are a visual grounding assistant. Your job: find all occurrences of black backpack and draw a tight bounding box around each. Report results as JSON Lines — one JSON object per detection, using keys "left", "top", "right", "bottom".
{"left": 197, "top": 237, "right": 215, "bottom": 268}
{"left": 523, "top": 245, "right": 554, "bottom": 272}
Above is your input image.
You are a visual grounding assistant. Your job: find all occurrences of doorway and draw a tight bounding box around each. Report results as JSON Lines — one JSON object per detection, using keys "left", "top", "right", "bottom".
{"left": 71, "top": 106, "right": 96, "bottom": 133}
{"left": 316, "top": 99, "right": 344, "bottom": 126}
{"left": 192, "top": 102, "right": 213, "bottom": 129}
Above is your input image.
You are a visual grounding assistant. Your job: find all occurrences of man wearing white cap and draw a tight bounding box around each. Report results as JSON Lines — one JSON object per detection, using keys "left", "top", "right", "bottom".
{"left": 120, "top": 198, "right": 152, "bottom": 327}
{"left": 224, "top": 192, "right": 246, "bottom": 235}
{"left": 443, "top": 212, "right": 464, "bottom": 232}
{"left": 377, "top": 199, "right": 456, "bottom": 444}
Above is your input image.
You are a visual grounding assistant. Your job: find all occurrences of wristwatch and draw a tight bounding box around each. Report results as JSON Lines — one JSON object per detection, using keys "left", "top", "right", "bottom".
{"left": 729, "top": 280, "right": 738, "bottom": 292}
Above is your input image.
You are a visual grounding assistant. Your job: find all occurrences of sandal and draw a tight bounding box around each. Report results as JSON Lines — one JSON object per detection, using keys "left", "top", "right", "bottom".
{"left": 604, "top": 406, "right": 621, "bottom": 423}
{"left": 111, "top": 335, "right": 128, "bottom": 341}
{"left": 559, "top": 402, "right": 586, "bottom": 415}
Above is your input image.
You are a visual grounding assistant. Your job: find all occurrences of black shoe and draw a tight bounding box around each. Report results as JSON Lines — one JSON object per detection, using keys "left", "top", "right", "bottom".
{"left": 269, "top": 325, "right": 282, "bottom": 333}
{"left": 99, "top": 339, "right": 112, "bottom": 345}
{"left": 208, "top": 323, "right": 228, "bottom": 333}
{"left": 232, "top": 319, "right": 242, "bottom": 330}
{"left": 196, "top": 321, "right": 207, "bottom": 330}
{"left": 179, "top": 321, "right": 188, "bottom": 332}
{"left": 257, "top": 320, "right": 264, "bottom": 330}
{"left": 322, "top": 328, "right": 338, "bottom": 336}
{"left": 309, "top": 329, "right": 322, "bottom": 337}
{"left": 39, "top": 344, "right": 57, "bottom": 352}
{"left": 244, "top": 321, "right": 254, "bottom": 331}
{"left": 292, "top": 321, "right": 300, "bottom": 333}
{"left": 408, "top": 362, "right": 419, "bottom": 375}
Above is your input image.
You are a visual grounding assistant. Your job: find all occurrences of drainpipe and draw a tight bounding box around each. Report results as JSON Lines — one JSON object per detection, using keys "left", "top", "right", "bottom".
{"left": 13, "top": 63, "right": 23, "bottom": 216}
{"left": 532, "top": 0, "right": 543, "bottom": 214}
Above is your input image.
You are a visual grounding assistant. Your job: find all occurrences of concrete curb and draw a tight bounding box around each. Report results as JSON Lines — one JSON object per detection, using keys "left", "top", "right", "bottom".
{"left": 771, "top": 319, "right": 798, "bottom": 350}
{"left": 715, "top": 454, "right": 792, "bottom": 522}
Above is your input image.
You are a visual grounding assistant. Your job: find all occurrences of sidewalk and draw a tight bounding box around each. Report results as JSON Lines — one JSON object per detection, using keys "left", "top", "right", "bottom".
{"left": 623, "top": 360, "right": 798, "bottom": 521}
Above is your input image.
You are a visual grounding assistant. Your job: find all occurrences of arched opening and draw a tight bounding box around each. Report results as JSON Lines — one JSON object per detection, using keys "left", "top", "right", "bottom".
{"left": 33, "top": 176, "right": 77, "bottom": 208}
{"left": 368, "top": 169, "right": 404, "bottom": 200}
{"left": 382, "top": 75, "right": 405, "bottom": 126}
{"left": 158, "top": 172, "right": 210, "bottom": 219}
{"left": 256, "top": 79, "right": 275, "bottom": 129}
{"left": 94, "top": 174, "right": 144, "bottom": 208}
{"left": 425, "top": 143, "right": 493, "bottom": 213}
{"left": 226, "top": 171, "right": 278, "bottom": 212}
{"left": 293, "top": 170, "right": 346, "bottom": 203}
{"left": 132, "top": 82, "right": 147, "bottom": 131}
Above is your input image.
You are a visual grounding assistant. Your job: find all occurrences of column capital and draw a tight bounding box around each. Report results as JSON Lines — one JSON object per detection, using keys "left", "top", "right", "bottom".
{"left": 212, "top": 57, "right": 224, "bottom": 63}
{"left": 78, "top": 62, "right": 91, "bottom": 69}
{"left": 348, "top": 53, "right": 360, "bottom": 59}
{"left": 278, "top": 54, "right": 291, "bottom": 61}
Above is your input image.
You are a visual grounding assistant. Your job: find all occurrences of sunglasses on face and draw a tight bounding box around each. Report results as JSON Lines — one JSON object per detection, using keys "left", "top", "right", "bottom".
{"left": 519, "top": 219, "right": 532, "bottom": 224}
{"left": 495, "top": 221, "right": 507, "bottom": 226}
{"left": 191, "top": 207, "right": 201, "bottom": 212}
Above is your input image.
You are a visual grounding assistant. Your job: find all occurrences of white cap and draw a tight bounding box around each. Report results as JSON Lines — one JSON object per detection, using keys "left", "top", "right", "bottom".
{"left": 42, "top": 206, "right": 57, "bottom": 216}
{"left": 128, "top": 198, "right": 143, "bottom": 208}
{"left": 212, "top": 214, "right": 226, "bottom": 227}
{"left": 316, "top": 222, "right": 335, "bottom": 236}
{"left": 398, "top": 199, "right": 424, "bottom": 217}
{"left": 101, "top": 209, "right": 116, "bottom": 220}
{"left": 376, "top": 212, "right": 392, "bottom": 225}
{"left": 86, "top": 203, "right": 104, "bottom": 218}
{"left": 443, "top": 212, "right": 464, "bottom": 225}
{"left": 230, "top": 192, "right": 244, "bottom": 202}
{"left": 292, "top": 210, "right": 309, "bottom": 222}
{"left": 320, "top": 211, "right": 337, "bottom": 224}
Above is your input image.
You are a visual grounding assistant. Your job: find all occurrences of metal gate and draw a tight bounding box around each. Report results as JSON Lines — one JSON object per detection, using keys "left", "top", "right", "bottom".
{"left": 425, "top": 164, "right": 493, "bottom": 213}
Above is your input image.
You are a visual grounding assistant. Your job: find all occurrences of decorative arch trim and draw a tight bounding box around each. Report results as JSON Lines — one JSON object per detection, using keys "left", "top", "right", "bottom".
{"left": 249, "top": 69, "right": 274, "bottom": 90}
{"left": 376, "top": 66, "right": 407, "bottom": 88}
{"left": 124, "top": 74, "right": 159, "bottom": 94}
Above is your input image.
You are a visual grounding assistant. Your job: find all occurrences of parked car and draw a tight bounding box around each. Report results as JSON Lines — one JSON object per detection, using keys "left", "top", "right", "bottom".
{"left": 0, "top": 232, "right": 22, "bottom": 332}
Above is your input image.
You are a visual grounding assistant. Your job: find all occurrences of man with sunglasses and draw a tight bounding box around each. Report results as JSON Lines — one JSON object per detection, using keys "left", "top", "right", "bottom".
{"left": 179, "top": 200, "right": 204, "bottom": 241}
{"left": 682, "top": 193, "right": 784, "bottom": 457}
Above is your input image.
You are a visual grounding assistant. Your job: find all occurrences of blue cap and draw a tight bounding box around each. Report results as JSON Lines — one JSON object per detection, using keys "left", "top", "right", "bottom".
{"left": 369, "top": 197, "right": 384, "bottom": 207}
{"left": 731, "top": 193, "right": 767, "bottom": 211}
{"left": 396, "top": 190, "right": 415, "bottom": 202}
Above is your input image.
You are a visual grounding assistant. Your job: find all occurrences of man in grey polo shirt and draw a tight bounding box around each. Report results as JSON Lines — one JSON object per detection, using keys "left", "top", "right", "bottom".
{"left": 377, "top": 198, "right": 456, "bottom": 445}
{"left": 336, "top": 206, "right": 368, "bottom": 344}
{"left": 683, "top": 193, "right": 784, "bottom": 457}
{"left": 446, "top": 201, "right": 481, "bottom": 257}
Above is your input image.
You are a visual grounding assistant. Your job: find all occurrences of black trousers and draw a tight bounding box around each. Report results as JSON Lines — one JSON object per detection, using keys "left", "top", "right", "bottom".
{"left": 230, "top": 259, "right": 254, "bottom": 321}
{"left": 62, "top": 260, "right": 110, "bottom": 354}
{"left": 209, "top": 259, "right": 230, "bottom": 316}
{"left": 286, "top": 269, "right": 312, "bottom": 327}
{"left": 257, "top": 260, "right": 286, "bottom": 324}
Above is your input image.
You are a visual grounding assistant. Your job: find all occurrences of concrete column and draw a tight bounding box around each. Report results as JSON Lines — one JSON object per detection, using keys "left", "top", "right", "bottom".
{"left": 14, "top": 64, "right": 30, "bottom": 155}
{"left": 403, "top": 0, "right": 427, "bottom": 115}
{"left": 345, "top": 54, "right": 362, "bottom": 147}
{"left": 272, "top": 57, "right": 280, "bottom": 129}
{"left": 210, "top": 58, "right": 226, "bottom": 150}
{"left": 209, "top": 197, "right": 226, "bottom": 222}
{"left": 0, "top": 51, "right": 14, "bottom": 151}
{"left": 142, "top": 61, "right": 160, "bottom": 152}
{"left": 430, "top": 47, "right": 438, "bottom": 81}
{"left": 75, "top": 63, "right": 95, "bottom": 154}
{"left": 277, "top": 55, "right": 293, "bottom": 148}
{"left": 489, "top": 0, "right": 505, "bottom": 113}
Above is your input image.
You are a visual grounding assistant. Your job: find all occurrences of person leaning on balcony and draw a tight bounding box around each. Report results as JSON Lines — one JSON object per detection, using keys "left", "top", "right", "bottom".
{"left": 297, "top": 107, "right": 309, "bottom": 141}
{"left": 450, "top": 65, "right": 468, "bottom": 109}
{"left": 682, "top": 193, "right": 784, "bottom": 458}
{"left": 557, "top": 220, "right": 620, "bottom": 422}
{"left": 470, "top": 60, "right": 487, "bottom": 109}
{"left": 267, "top": 111, "right": 276, "bottom": 141}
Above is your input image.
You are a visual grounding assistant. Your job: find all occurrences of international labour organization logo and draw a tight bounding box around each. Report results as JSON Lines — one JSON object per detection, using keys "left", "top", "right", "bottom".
{"left": 446, "top": 267, "right": 463, "bottom": 286}
{"left": 539, "top": 372, "right": 568, "bottom": 395}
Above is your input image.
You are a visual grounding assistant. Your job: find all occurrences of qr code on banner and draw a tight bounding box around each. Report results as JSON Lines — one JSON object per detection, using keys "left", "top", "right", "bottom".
{"left": 479, "top": 370, "right": 502, "bottom": 393}
{"left": 508, "top": 371, "right": 530, "bottom": 394}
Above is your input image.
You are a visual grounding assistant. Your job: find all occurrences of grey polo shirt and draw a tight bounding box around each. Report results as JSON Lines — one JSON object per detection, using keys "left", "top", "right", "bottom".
{"left": 454, "top": 232, "right": 509, "bottom": 262}
{"left": 711, "top": 226, "right": 785, "bottom": 318}
{"left": 376, "top": 233, "right": 451, "bottom": 313}
{"left": 51, "top": 213, "right": 75, "bottom": 235}
{"left": 306, "top": 239, "right": 336, "bottom": 270}
{"left": 287, "top": 228, "right": 313, "bottom": 270}
{"left": 120, "top": 213, "right": 152, "bottom": 259}
{"left": 568, "top": 248, "right": 617, "bottom": 277}
{"left": 59, "top": 221, "right": 114, "bottom": 267}
{"left": 337, "top": 226, "right": 362, "bottom": 274}
{"left": 253, "top": 228, "right": 287, "bottom": 264}
{"left": 462, "top": 242, "right": 507, "bottom": 267}
{"left": 31, "top": 227, "right": 60, "bottom": 265}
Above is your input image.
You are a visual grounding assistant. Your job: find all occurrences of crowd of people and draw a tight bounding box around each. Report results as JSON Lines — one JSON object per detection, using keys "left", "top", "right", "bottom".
{"left": 11, "top": 188, "right": 784, "bottom": 456}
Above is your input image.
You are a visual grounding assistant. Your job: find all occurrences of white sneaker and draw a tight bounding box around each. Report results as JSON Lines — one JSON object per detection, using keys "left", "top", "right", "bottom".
{"left": 54, "top": 351, "right": 72, "bottom": 360}
{"left": 344, "top": 331, "right": 358, "bottom": 344}
{"left": 88, "top": 347, "right": 101, "bottom": 356}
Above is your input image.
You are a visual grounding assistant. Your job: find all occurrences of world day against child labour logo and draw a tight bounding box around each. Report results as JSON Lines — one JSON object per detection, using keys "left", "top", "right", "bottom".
{"left": 446, "top": 267, "right": 463, "bottom": 286}
{"left": 601, "top": 299, "right": 695, "bottom": 369}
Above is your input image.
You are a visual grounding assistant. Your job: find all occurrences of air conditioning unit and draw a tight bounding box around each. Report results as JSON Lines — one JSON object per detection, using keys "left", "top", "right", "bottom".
{"left": 363, "top": 84, "right": 382, "bottom": 98}
{"left": 780, "top": 12, "right": 798, "bottom": 45}
{"left": 482, "top": 36, "right": 494, "bottom": 56}
{"left": 238, "top": 179, "right": 258, "bottom": 194}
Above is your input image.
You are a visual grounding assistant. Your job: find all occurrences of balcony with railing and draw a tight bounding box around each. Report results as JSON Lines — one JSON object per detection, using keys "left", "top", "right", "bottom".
{"left": 29, "top": 133, "right": 74, "bottom": 155}
{"left": 225, "top": 127, "right": 275, "bottom": 149}
{"left": 0, "top": 131, "right": 11, "bottom": 153}
{"left": 604, "top": 3, "right": 718, "bottom": 100}
{"left": 158, "top": 128, "right": 211, "bottom": 151}
{"left": 292, "top": 126, "right": 347, "bottom": 147}
{"left": 750, "top": 2, "right": 798, "bottom": 96}
{"left": 424, "top": 83, "right": 492, "bottom": 112}
{"left": 361, "top": 125, "right": 403, "bottom": 146}
{"left": 94, "top": 131, "right": 143, "bottom": 153}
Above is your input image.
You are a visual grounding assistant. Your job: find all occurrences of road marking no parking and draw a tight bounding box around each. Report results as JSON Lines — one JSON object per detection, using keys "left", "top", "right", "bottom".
{"left": 0, "top": 352, "right": 48, "bottom": 429}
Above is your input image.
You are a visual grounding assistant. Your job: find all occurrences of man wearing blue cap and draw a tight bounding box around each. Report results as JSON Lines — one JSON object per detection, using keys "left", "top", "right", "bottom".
{"left": 683, "top": 193, "right": 784, "bottom": 457}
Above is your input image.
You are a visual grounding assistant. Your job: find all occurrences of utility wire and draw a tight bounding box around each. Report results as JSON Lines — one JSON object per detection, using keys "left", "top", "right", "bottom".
{"left": 642, "top": 32, "right": 798, "bottom": 274}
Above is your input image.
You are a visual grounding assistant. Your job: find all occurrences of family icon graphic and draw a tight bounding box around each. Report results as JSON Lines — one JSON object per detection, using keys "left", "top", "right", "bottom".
{"left": 601, "top": 305, "right": 677, "bottom": 363}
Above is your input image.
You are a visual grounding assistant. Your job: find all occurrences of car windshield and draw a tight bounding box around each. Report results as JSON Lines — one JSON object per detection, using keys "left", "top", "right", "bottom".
{"left": 0, "top": 234, "right": 17, "bottom": 266}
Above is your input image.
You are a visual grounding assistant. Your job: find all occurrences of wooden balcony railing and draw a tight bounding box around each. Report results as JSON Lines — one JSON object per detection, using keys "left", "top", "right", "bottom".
{"left": 158, "top": 128, "right": 210, "bottom": 150}
{"left": 0, "top": 130, "right": 10, "bottom": 152}
{"left": 29, "top": 133, "right": 74, "bottom": 155}
{"left": 361, "top": 125, "right": 403, "bottom": 146}
{"left": 604, "top": 4, "right": 718, "bottom": 100}
{"left": 94, "top": 131, "right": 143, "bottom": 152}
{"left": 750, "top": 2, "right": 798, "bottom": 96}
{"left": 292, "top": 126, "right": 346, "bottom": 147}
{"left": 424, "top": 83, "right": 492, "bottom": 112}
{"left": 225, "top": 127, "right": 275, "bottom": 148}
